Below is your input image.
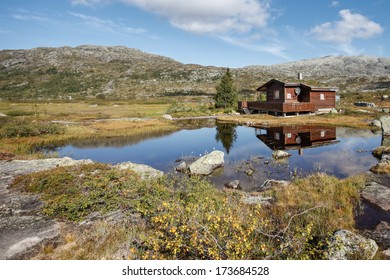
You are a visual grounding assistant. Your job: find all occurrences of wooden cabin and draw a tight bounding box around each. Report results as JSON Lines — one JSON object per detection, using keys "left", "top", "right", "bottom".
{"left": 255, "top": 125, "right": 338, "bottom": 153}
{"left": 238, "top": 79, "right": 338, "bottom": 116}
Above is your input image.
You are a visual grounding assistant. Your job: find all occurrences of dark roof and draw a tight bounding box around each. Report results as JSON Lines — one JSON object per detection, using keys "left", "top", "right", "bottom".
{"left": 257, "top": 79, "right": 338, "bottom": 92}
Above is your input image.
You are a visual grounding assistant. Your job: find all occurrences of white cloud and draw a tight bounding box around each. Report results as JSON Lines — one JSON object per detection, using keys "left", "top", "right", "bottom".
{"left": 69, "top": 12, "right": 147, "bottom": 35}
{"left": 309, "top": 9, "right": 383, "bottom": 44}
{"left": 73, "top": 0, "right": 270, "bottom": 35}
{"left": 330, "top": 1, "right": 339, "bottom": 7}
{"left": 70, "top": 0, "right": 289, "bottom": 58}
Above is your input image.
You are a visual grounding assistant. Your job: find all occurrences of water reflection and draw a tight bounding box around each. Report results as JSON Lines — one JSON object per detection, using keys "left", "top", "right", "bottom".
{"left": 57, "top": 123, "right": 381, "bottom": 184}
{"left": 254, "top": 125, "right": 338, "bottom": 154}
{"left": 215, "top": 123, "right": 237, "bottom": 154}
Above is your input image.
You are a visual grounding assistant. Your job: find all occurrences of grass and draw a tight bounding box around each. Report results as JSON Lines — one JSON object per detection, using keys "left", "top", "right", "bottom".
{"left": 12, "top": 164, "right": 367, "bottom": 260}
{"left": 217, "top": 113, "right": 374, "bottom": 129}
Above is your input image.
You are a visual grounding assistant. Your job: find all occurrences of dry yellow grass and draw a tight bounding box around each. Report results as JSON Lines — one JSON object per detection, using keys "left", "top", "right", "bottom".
{"left": 218, "top": 113, "right": 373, "bottom": 128}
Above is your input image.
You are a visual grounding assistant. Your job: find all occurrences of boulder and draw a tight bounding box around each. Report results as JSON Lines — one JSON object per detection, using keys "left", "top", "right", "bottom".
{"left": 380, "top": 116, "right": 390, "bottom": 136}
{"left": 363, "top": 222, "right": 390, "bottom": 250}
{"left": 371, "top": 120, "right": 382, "bottom": 128}
{"left": 115, "top": 162, "right": 164, "bottom": 179}
{"left": 381, "top": 95, "right": 389, "bottom": 100}
{"left": 162, "top": 114, "right": 173, "bottom": 120}
{"left": 257, "top": 179, "right": 289, "bottom": 192}
{"left": 326, "top": 230, "right": 378, "bottom": 260}
{"left": 330, "top": 108, "right": 338, "bottom": 114}
{"left": 224, "top": 180, "right": 240, "bottom": 190}
{"left": 188, "top": 151, "right": 224, "bottom": 175}
{"left": 361, "top": 182, "right": 390, "bottom": 211}
{"left": 272, "top": 150, "right": 291, "bottom": 159}
{"left": 175, "top": 161, "right": 188, "bottom": 173}
{"left": 240, "top": 194, "right": 273, "bottom": 206}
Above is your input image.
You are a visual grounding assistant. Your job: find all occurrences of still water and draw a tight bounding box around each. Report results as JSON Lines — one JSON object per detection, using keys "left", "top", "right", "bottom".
{"left": 57, "top": 122, "right": 381, "bottom": 190}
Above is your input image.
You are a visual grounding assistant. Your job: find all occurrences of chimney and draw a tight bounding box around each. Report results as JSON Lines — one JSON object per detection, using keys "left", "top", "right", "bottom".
{"left": 298, "top": 73, "right": 303, "bottom": 80}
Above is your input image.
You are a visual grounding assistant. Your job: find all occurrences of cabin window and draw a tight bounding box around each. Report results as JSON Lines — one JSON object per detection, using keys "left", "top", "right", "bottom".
{"left": 320, "top": 93, "right": 325, "bottom": 100}
{"left": 274, "top": 132, "right": 280, "bottom": 140}
{"left": 287, "top": 133, "right": 292, "bottom": 138}
{"left": 321, "top": 131, "right": 326, "bottom": 137}
{"left": 274, "top": 90, "right": 280, "bottom": 99}
{"left": 286, "top": 93, "right": 292, "bottom": 99}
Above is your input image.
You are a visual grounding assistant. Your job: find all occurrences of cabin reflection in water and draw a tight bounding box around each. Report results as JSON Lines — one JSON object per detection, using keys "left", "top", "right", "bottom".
{"left": 255, "top": 125, "right": 338, "bottom": 155}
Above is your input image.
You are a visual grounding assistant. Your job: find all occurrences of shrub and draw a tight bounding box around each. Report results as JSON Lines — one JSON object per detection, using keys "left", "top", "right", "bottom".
{"left": 1, "top": 120, "right": 64, "bottom": 137}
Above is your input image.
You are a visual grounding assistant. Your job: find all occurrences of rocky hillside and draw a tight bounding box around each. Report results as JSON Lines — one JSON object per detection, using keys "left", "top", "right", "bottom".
{"left": 0, "top": 45, "right": 389, "bottom": 100}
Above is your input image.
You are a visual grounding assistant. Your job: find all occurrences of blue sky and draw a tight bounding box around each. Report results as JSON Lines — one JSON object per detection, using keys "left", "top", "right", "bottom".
{"left": 0, "top": 0, "right": 388, "bottom": 67}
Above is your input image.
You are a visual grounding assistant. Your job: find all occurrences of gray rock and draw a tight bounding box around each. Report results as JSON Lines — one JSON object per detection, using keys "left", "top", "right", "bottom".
{"left": 383, "top": 108, "right": 390, "bottom": 114}
{"left": 381, "top": 95, "right": 389, "bottom": 100}
{"left": 371, "top": 120, "right": 382, "bottom": 128}
{"left": 115, "top": 162, "right": 164, "bottom": 179}
{"left": 363, "top": 222, "right": 390, "bottom": 250}
{"left": 0, "top": 157, "right": 93, "bottom": 179}
{"left": 188, "top": 150, "right": 224, "bottom": 175}
{"left": 330, "top": 108, "right": 338, "bottom": 114}
{"left": 0, "top": 112, "right": 7, "bottom": 117}
{"left": 258, "top": 179, "right": 289, "bottom": 192}
{"left": 0, "top": 157, "right": 93, "bottom": 260}
{"left": 381, "top": 116, "right": 390, "bottom": 136}
{"left": 224, "top": 180, "right": 240, "bottom": 190}
{"left": 326, "top": 230, "right": 378, "bottom": 260}
{"left": 162, "top": 114, "right": 173, "bottom": 120}
{"left": 361, "top": 182, "right": 390, "bottom": 211}
{"left": 383, "top": 249, "right": 390, "bottom": 258}
{"left": 240, "top": 194, "right": 273, "bottom": 206}
{"left": 175, "top": 161, "right": 188, "bottom": 173}
{"left": 272, "top": 150, "right": 291, "bottom": 159}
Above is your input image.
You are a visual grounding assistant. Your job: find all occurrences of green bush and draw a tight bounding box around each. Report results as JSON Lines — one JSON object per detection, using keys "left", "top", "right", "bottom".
{"left": 5, "top": 110, "right": 35, "bottom": 116}
{"left": 1, "top": 121, "right": 64, "bottom": 137}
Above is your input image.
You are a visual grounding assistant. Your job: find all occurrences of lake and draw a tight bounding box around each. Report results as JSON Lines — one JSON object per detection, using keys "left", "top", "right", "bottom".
{"left": 56, "top": 121, "right": 382, "bottom": 190}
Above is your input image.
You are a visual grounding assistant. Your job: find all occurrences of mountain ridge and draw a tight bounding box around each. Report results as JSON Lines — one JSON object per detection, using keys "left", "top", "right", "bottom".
{"left": 1, "top": 45, "right": 389, "bottom": 100}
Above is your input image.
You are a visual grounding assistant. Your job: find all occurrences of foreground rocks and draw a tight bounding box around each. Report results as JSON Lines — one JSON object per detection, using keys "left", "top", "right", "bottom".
{"left": 361, "top": 181, "right": 390, "bottom": 212}
{"left": 188, "top": 150, "right": 224, "bottom": 175}
{"left": 381, "top": 116, "right": 390, "bottom": 136}
{"left": 0, "top": 157, "right": 93, "bottom": 260}
{"left": 115, "top": 162, "right": 164, "bottom": 179}
{"left": 326, "top": 230, "right": 378, "bottom": 260}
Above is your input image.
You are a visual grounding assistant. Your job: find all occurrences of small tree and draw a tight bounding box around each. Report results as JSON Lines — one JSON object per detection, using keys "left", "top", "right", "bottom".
{"left": 214, "top": 68, "right": 237, "bottom": 109}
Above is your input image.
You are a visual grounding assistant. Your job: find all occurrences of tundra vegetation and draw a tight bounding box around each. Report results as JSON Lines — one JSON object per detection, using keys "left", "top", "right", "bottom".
{"left": 12, "top": 164, "right": 365, "bottom": 260}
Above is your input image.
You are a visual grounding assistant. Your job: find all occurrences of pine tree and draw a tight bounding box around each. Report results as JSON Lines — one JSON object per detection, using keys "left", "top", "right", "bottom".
{"left": 214, "top": 68, "right": 237, "bottom": 109}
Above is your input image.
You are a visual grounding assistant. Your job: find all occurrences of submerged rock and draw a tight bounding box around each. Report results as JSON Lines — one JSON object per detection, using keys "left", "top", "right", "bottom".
{"left": 361, "top": 182, "right": 390, "bottom": 211}
{"left": 272, "top": 150, "right": 291, "bottom": 159}
{"left": 188, "top": 150, "right": 224, "bottom": 175}
{"left": 175, "top": 161, "right": 188, "bottom": 173}
{"left": 363, "top": 222, "right": 390, "bottom": 250}
{"left": 257, "top": 179, "right": 289, "bottom": 192}
{"left": 115, "top": 162, "right": 164, "bottom": 179}
{"left": 224, "top": 180, "right": 240, "bottom": 190}
{"left": 326, "top": 230, "right": 378, "bottom": 260}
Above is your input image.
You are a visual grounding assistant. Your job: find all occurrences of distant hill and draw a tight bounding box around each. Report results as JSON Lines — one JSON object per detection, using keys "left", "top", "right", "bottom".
{"left": 0, "top": 45, "right": 389, "bottom": 100}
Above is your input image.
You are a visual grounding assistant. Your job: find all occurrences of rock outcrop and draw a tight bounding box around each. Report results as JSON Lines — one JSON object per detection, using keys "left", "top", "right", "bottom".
{"left": 325, "top": 230, "right": 378, "bottom": 260}
{"left": 381, "top": 116, "right": 390, "bottom": 136}
{"left": 115, "top": 162, "right": 164, "bottom": 179}
{"left": 0, "top": 157, "right": 93, "bottom": 260}
{"left": 188, "top": 151, "right": 224, "bottom": 175}
{"left": 361, "top": 181, "right": 390, "bottom": 212}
